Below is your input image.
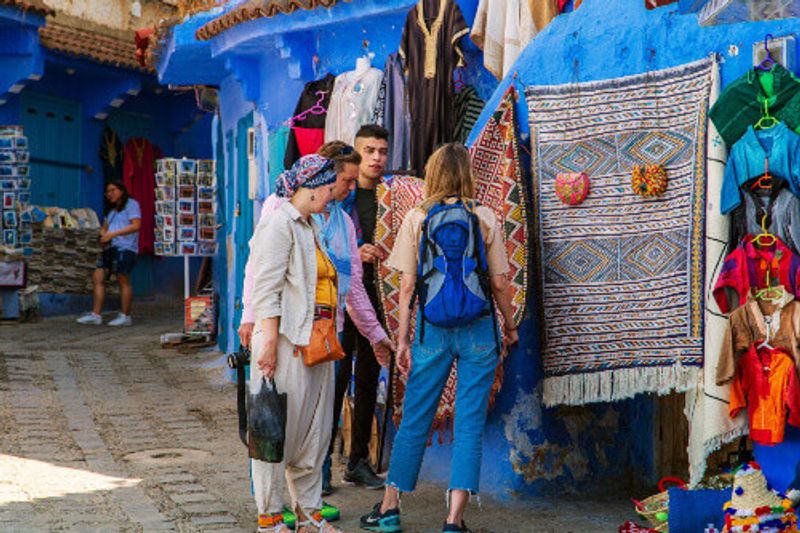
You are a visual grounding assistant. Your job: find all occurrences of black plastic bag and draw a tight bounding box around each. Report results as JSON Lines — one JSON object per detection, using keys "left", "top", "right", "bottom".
{"left": 246, "top": 377, "right": 287, "bottom": 463}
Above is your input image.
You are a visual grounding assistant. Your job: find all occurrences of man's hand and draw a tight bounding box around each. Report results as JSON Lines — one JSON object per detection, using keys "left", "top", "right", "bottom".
{"left": 503, "top": 324, "right": 519, "bottom": 347}
{"left": 372, "top": 337, "right": 396, "bottom": 367}
{"left": 238, "top": 322, "right": 254, "bottom": 348}
{"left": 359, "top": 243, "right": 386, "bottom": 264}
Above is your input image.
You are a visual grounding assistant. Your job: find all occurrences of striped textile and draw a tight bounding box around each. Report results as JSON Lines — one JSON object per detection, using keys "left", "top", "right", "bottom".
{"left": 453, "top": 86, "right": 485, "bottom": 144}
{"left": 525, "top": 57, "right": 713, "bottom": 406}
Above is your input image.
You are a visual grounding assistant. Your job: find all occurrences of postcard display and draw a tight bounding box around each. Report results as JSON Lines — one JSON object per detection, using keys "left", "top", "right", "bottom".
{"left": 0, "top": 126, "right": 31, "bottom": 251}
{"left": 154, "top": 158, "right": 218, "bottom": 257}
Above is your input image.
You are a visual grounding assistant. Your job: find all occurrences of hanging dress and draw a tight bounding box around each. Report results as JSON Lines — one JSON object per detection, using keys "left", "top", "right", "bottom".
{"left": 400, "top": 0, "right": 469, "bottom": 177}
{"left": 284, "top": 73, "right": 336, "bottom": 169}
{"left": 123, "top": 138, "right": 160, "bottom": 255}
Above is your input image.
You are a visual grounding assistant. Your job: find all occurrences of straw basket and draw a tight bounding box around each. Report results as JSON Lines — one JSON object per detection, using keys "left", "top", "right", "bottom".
{"left": 633, "top": 477, "right": 687, "bottom": 532}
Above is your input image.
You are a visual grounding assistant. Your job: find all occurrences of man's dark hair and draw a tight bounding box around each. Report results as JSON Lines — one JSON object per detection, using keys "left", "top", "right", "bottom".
{"left": 355, "top": 124, "right": 389, "bottom": 141}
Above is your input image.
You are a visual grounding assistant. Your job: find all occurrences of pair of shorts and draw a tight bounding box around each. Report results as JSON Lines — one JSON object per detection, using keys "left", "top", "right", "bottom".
{"left": 96, "top": 246, "right": 137, "bottom": 275}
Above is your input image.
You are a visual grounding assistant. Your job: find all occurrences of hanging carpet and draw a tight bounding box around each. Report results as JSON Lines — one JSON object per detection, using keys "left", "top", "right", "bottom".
{"left": 525, "top": 57, "right": 713, "bottom": 407}
{"left": 375, "top": 89, "right": 529, "bottom": 430}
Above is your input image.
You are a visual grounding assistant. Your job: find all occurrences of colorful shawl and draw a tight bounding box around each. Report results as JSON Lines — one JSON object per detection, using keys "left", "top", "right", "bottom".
{"left": 526, "top": 58, "right": 713, "bottom": 406}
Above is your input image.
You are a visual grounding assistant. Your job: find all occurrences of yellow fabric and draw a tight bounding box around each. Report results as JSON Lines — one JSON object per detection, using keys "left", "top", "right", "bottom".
{"left": 529, "top": 0, "right": 559, "bottom": 32}
{"left": 315, "top": 246, "right": 337, "bottom": 308}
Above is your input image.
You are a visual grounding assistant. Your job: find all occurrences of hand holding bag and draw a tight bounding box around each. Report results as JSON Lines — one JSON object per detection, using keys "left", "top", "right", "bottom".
{"left": 246, "top": 377, "right": 287, "bottom": 463}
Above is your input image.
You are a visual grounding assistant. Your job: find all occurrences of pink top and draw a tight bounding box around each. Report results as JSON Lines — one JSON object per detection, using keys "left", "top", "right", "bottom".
{"left": 242, "top": 194, "right": 387, "bottom": 345}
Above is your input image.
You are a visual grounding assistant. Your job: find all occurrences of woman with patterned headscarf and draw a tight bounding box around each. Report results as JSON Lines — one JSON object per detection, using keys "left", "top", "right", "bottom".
{"left": 248, "top": 154, "right": 343, "bottom": 533}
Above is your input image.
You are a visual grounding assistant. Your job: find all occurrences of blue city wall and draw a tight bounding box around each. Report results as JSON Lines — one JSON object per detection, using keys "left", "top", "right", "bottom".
{"left": 160, "top": 0, "right": 800, "bottom": 497}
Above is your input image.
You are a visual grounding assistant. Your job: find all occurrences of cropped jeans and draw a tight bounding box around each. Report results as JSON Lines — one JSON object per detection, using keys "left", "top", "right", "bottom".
{"left": 386, "top": 314, "right": 498, "bottom": 495}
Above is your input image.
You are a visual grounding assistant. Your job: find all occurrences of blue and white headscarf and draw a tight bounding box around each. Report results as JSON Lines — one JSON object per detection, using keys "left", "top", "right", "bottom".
{"left": 313, "top": 201, "right": 352, "bottom": 311}
{"left": 275, "top": 154, "right": 336, "bottom": 198}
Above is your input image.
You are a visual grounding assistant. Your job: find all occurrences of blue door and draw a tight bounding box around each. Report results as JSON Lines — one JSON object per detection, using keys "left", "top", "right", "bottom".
{"left": 21, "top": 92, "right": 82, "bottom": 207}
{"left": 216, "top": 125, "right": 232, "bottom": 352}
{"left": 233, "top": 113, "right": 254, "bottom": 350}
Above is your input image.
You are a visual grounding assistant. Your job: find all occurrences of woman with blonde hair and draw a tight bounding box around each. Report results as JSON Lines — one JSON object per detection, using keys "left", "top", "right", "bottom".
{"left": 360, "top": 143, "right": 518, "bottom": 533}
{"left": 249, "top": 154, "right": 344, "bottom": 533}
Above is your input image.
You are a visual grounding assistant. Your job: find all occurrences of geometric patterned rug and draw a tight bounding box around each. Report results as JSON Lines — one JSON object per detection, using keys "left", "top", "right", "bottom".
{"left": 525, "top": 57, "right": 713, "bottom": 406}
{"left": 469, "top": 85, "right": 530, "bottom": 328}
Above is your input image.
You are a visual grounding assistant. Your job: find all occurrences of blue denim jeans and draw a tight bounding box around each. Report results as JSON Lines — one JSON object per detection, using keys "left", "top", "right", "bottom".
{"left": 386, "top": 314, "right": 498, "bottom": 494}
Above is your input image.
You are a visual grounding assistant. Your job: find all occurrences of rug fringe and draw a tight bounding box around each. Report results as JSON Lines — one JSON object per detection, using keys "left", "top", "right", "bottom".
{"left": 687, "top": 424, "right": 749, "bottom": 487}
{"left": 542, "top": 365, "right": 700, "bottom": 407}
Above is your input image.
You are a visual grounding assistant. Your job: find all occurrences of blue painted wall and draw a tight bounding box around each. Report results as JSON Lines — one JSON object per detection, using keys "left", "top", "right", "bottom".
{"left": 162, "top": 0, "right": 800, "bottom": 497}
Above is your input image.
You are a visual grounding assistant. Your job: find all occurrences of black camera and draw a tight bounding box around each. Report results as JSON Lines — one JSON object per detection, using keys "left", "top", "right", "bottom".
{"left": 227, "top": 347, "right": 251, "bottom": 369}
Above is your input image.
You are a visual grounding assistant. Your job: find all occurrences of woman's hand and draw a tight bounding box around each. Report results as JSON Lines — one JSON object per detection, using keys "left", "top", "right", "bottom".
{"left": 396, "top": 338, "right": 412, "bottom": 377}
{"left": 372, "top": 337, "right": 396, "bottom": 368}
{"left": 256, "top": 340, "right": 278, "bottom": 378}
{"left": 99, "top": 232, "right": 113, "bottom": 245}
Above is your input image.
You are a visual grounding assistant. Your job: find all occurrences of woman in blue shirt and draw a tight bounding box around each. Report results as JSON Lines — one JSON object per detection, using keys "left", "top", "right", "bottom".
{"left": 76, "top": 180, "right": 141, "bottom": 327}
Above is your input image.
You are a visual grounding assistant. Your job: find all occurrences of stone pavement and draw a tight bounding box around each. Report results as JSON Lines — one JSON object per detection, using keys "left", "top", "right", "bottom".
{"left": 0, "top": 301, "right": 634, "bottom": 532}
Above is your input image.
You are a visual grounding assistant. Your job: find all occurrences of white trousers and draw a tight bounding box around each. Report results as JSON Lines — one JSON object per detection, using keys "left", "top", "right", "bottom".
{"left": 250, "top": 331, "right": 334, "bottom": 515}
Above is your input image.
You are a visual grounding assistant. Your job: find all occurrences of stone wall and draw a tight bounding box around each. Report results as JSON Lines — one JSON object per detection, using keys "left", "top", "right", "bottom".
{"left": 42, "top": 0, "right": 175, "bottom": 31}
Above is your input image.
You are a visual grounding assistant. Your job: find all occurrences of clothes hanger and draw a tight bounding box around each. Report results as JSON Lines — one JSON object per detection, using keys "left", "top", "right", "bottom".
{"left": 750, "top": 158, "right": 773, "bottom": 190}
{"left": 285, "top": 90, "right": 329, "bottom": 127}
{"left": 755, "top": 34, "right": 776, "bottom": 72}
{"left": 752, "top": 212, "right": 777, "bottom": 247}
{"left": 754, "top": 98, "right": 779, "bottom": 130}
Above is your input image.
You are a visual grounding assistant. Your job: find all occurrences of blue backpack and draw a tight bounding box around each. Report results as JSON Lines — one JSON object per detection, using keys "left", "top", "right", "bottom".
{"left": 412, "top": 200, "right": 499, "bottom": 350}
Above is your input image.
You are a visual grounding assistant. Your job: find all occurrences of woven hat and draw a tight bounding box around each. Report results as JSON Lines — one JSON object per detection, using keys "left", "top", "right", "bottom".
{"left": 722, "top": 462, "right": 798, "bottom": 533}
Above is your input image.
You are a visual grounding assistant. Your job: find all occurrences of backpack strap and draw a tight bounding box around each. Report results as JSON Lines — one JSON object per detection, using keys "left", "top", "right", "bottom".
{"left": 410, "top": 211, "right": 433, "bottom": 344}
{"left": 469, "top": 209, "right": 501, "bottom": 357}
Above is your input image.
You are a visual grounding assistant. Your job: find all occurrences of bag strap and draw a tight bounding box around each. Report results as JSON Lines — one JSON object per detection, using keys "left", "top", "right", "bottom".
{"left": 470, "top": 210, "right": 501, "bottom": 356}
{"left": 236, "top": 346, "right": 249, "bottom": 447}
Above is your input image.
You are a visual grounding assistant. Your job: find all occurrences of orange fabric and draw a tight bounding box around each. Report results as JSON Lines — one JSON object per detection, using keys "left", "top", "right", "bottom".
{"left": 258, "top": 513, "right": 285, "bottom": 527}
{"left": 729, "top": 344, "right": 800, "bottom": 445}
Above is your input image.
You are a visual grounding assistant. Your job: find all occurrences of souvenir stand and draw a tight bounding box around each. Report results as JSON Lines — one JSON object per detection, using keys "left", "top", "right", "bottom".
{"left": 154, "top": 157, "right": 218, "bottom": 338}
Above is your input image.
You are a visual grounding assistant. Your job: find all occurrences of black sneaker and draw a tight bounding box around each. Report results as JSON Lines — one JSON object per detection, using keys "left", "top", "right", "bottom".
{"left": 344, "top": 458, "right": 385, "bottom": 490}
{"left": 442, "top": 522, "right": 472, "bottom": 533}
{"left": 360, "top": 502, "right": 401, "bottom": 532}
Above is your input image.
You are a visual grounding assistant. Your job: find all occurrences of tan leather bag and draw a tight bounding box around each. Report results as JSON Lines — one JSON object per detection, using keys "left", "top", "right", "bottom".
{"left": 298, "top": 317, "right": 344, "bottom": 366}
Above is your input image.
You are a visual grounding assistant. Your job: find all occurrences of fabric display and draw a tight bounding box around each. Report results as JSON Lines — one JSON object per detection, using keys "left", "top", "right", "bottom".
{"left": 99, "top": 126, "right": 123, "bottom": 183}
{"left": 153, "top": 158, "right": 218, "bottom": 257}
{"left": 713, "top": 236, "right": 800, "bottom": 314}
{"left": 471, "top": 0, "right": 536, "bottom": 80}
{"left": 324, "top": 64, "right": 384, "bottom": 145}
{"left": 123, "top": 137, "right": 161, "bottom": 255}
{"left": 728, "top": 176, "right": 800, "bottom": 255}
{"left": 730, "top": 344, "right": 800, "bottom": 446}
{"left": 710, "top": 63, "right": 800, "bottom": 148}
{"left": 722, "top": 462, "right": 798, "bottom": 532}
{"left": 284, "top": 73, "right": 336, "bottom": 169}
{"left": 268, "top": 126, "right": 290, "bottom": 196}
{"left": 526, "top": 57, "right": 713, "bottom": 406}
{"left": 372, "top": 53, "right": 411, "bottom": 171}
{"left": 452, "top": 84, "right": 485, "bottom": 144}
{"left": 719, "top": 122, "right": 800, "bottom": 215}
{"left": 0, "top": 126, "right": 32, "bottom": 252}
{"left": 400, "top": 0, "right": 469, "bottom": 176}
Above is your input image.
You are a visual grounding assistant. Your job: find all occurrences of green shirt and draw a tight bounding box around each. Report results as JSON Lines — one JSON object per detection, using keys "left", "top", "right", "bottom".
{"left": 710, "top": 64, "right": 800, "bottom": 147}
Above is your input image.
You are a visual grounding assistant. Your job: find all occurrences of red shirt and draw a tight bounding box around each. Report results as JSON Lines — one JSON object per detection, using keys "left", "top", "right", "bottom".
{"left": 713, "top": 235, "right": 800, "bottom": 313}
{"left": 729, "top": 344, "right": 800, "bottom": 445}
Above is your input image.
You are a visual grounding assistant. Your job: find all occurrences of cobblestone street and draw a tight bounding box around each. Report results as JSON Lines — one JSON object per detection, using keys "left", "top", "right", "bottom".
{"left": 0, "top": 302, "right": 632, "bottom": 532}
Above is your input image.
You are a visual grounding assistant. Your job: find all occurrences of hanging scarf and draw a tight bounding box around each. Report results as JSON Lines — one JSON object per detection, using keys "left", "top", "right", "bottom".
{"left": 275, "top": 154, "right": 336, "bottom": 198}
{"left": 313, "top": 201, "right": 352, "bottom": 312}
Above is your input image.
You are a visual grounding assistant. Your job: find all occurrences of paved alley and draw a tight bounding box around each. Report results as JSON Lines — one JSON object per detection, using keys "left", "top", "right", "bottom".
{"left": 0, "top": 302, "right": 633, "bottom": 532}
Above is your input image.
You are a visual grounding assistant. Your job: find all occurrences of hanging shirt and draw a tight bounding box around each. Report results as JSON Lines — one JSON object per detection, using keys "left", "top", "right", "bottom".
{"left": 471, "top": 0, "right": 536, "bottom": 80}
{"left": 99, "top": 126, "right": 123, "bottom": 182}
{"left": 719, "top": 122, "right": 800, "bottom": 214}
{"left": 122, "top": 138, "right": 160, "bottom": 255}
{"left": 729, "top": 344, "right": 800, "bottom": 446}
{"left": 284, "top": 73, "right": 336, "bottom": 169}
{"left": 324, "top": 67, "right": 384, "bottom": 145}
{"left": 400, "top": 0, "right": 469, "bottom": 176}
{"left": 716, "top": 289, "right": 800, "bottom": 385}
{"left": 728, "top": 177, "right": 800, "bottom": 256}
{"left": 709, "top": 64, "right": 800, "bottom": 147}
{"left": 713, "top": 235, "right": 800, "bottom": 314}
{"left": 452, "top": 85, "right": 485, "bottom": 144}
{"left": 268, "top": 126, "right": 290, "bottom": 197}
{"left": 372, "top": 54, "right": 411, "bottom": 172}
{"left": 529, "top": 0, "right": 560, "bottom": 31}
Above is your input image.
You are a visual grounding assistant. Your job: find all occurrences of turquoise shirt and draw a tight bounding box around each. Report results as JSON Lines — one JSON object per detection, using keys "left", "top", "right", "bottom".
{"left": 720, "top": 122, "right": 800, "bottom": 214}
